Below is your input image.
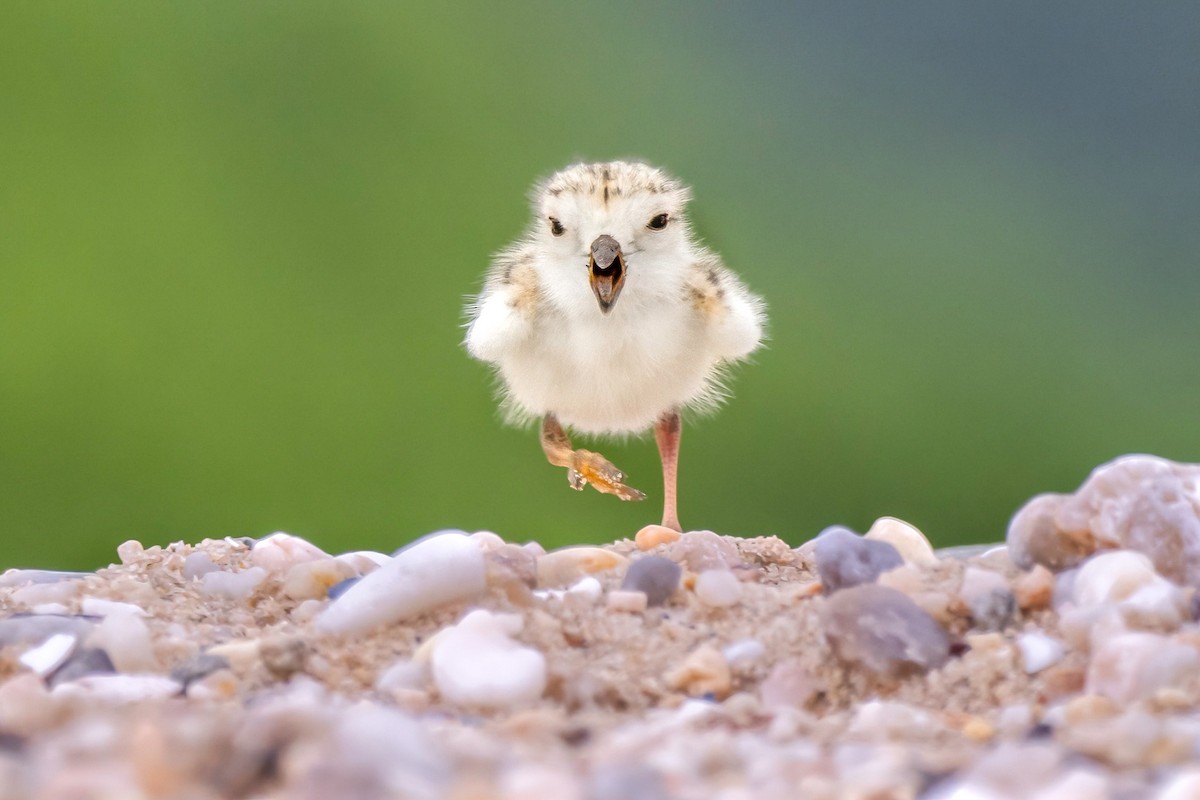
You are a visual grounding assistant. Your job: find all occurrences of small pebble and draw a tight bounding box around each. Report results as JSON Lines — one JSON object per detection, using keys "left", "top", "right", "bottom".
{"left": 864, "top": 517, "right": 937, "bottom": 567}
{"left": 821, "top": 584, "right": 951, "bottom": 677}
{"left": 722, "top": 638, "right": 765, "bottom": 667}
{"left": 1007, "top": 493, "right": 1095, "bottom": 572}
{"left": 567, "top": 576, "right": 602, "bottom": 602}
{"left": 200, "top": 567, "right": 268, "bottom": 601}
{"left": 1016, "top": 632, "right": 1065, "bottom": 674}
{"left": 18, "top": 633, "right": 77, "bottom": 676}
{"left": 664, "top": 644, "right": 732, "bottom": 699}
{"left": 51, "top": 674, "right": 182, "bottom": 702}
{"left": 182, "top": 552, "right": 220, "bottom": 580}
{"left": 537, "top": 547, "right": 628, "bottom": 588}
{"left": 316, "top": 532, "right": 486, "bottom": 637}
{"left": 0, "top": 674, "right": 57, "bottom": 736}
{"left": 635, "top": 524, "right": 681, "bottom": 550}
{"left": 0, "top": 615, "right": 95, "bottom": 648}
{"left": 759, "top": 657, "right": 820, "bottom": 709}
{"left": 260, "top": 635, "right": 309, "bottom": 679}
{"left": 48, "top": 647, "right": 116, "bottom": 687}
{"left": 90, "top": 609, "right": 157, "bottom": 672}
{"left": 116, "top": 540, "right": 145, "bottom": 565}
{"left": 693, "top": 569, "right": 742, "bottom": 608}
{"left": 959, "top": 567, "right": 1016, "bottom": 631}
{"left": 250, "top": 532, "right": 329, "bottom": 574}
{"left": 1086, "top": 631, "right": 1199, "bottom": 704}
{"left": 620, "top": 556, "right": 682, "bottom": 606}
{"left": 431, "top": 610, "right": 546, "bottom": 709}
{"left": 666, "top": 530, "right": 741, "bottom": 571}
{"left": 281, "top": 558, "right": 356, "bottom": 601}
{"left": 80, "top": 598, "right": 147, "bottom": 618}
{"left": 169, "top": 653, "right": 232, "bottom": 688}
{"left": 813, "top": 526, "right": 903, "bottom": 592}
{"left": 1013, "top": 565, "right": 1055, "bottom": 611}
{"left": 606, "top": 590, "right": 648, "bottom": 613}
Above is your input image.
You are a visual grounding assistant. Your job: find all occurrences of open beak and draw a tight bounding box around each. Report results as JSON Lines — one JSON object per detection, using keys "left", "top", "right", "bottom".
{"left": 588, "top": 234, "right": 626, "bottom": 314}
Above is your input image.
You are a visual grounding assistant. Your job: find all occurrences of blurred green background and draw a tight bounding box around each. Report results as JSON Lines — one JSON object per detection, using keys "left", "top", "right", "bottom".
{"left": 3, "top": 2, "right": 1199, "bottom": 569}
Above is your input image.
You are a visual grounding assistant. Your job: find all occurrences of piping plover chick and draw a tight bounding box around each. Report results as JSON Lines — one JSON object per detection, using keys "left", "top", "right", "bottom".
{"left": 465, "top": 161, "right": 765, "bottom": 531}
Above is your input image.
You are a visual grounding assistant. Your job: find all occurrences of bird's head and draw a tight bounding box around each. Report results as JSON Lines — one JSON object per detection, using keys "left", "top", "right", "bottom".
{"left": 531, "top": 161, "right": 693, "bottom": 315}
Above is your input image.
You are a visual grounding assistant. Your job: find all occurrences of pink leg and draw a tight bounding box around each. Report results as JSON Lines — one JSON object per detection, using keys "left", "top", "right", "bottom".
{"left": 655, "top": 411, "right": 682, "bottom": 531}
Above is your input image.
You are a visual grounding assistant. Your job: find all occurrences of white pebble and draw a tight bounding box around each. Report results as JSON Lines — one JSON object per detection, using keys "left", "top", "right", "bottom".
{"left": 334, "top": 550, "right": 391, "bottom": 574}
{"left": 251, "top": 532, "right": 329, "bottom": 574}
{"left": 567, "top": 576, "right": 603, "bottom": 602}
{"left": 1016, "top": 632, "right": 1065, "bottom": 674}
{"left": 51, "top": 674, "right": 182, "bottom": 702}
{"left": 182, "top": 552, "right": 220, "bottom": 580}
{"left": 19, "top": 633, "right": 77, "bottom": 676}
{"left": 468, "top": 530, "right": 507, "bottom": 550}
{"left": 90, "top": 610, "right": 158, "bottom": 672}
{"left": 431, "top": 610, "right": 545, "bottom": 709}
{"left": 1086, "top": 631, "right": 1199, "bottom": 704}
{"left": 80, "top": 598, "right": 147, "bottom": 618}
{"left": 12, "top": 581, "right": 81, "bottom": 606}
{"left": 606, "top": 590, "right": 648, "bottom": 613}
{"left": 376, "top": 658, "right": 428, "bottom": 693}
{"left": 282, "top": 558, "right": 356, "bottom": 601}
{"left": 315, "top": 532, "right": 485, "bottom": 637}
{"left": 722, "top": 639, "right": 765, "bottom": 666}
{"left": 694, "top": 569, "right": 743, "bottom": 608}
{"left": 1074, "top": 550, "right": 1168, "bottom": 608}
{"left": 1159, "top": 768, "right": 1200, "bottom": 800}
{"left": 864, "top": 517, "right": 937, "bottom": 567}
{"left": 200, "top": 567, "right": 267, "bottom": 601}
{"left": 116, "top": 540, "right": 145, "bottom": 564}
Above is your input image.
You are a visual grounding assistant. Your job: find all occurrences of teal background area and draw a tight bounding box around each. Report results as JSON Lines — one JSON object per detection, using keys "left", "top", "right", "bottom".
{"left": 3, "top": 3, "right": 1199, "bottom": 569}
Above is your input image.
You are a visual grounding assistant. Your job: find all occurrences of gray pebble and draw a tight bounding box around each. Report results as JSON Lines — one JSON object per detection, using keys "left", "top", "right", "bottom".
{"left": 169, "top": 653, "right": 232, "bottom": 688}
{"left": 49, "top": 647, "right": 116, "bottom": 687}
{"left": 821, "top": 584, "right": 951, "bottom": 677}
{"left": 813, "top": 526, "right": 903, "bottom": 592}
{"left": 0, "top": 614, "right": 96, "bottom": 648}
{"left": 621, "top": 556, "right": 682, "bottom": 606}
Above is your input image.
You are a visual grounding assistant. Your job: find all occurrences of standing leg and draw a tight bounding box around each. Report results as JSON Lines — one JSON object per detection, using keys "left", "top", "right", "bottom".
{"left": 540, "top": 414, "right": 646, "bottom": 501}
{"left": 654, "top": 410, "right": 682, "bottom": 531}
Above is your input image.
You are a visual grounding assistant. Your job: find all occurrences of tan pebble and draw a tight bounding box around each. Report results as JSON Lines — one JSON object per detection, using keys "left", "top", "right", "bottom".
{"left": 877, "top": 563, "right": 925, "bottom": 594}
{"left": 1063, "top": 694, "right": 1118, "bottom": 725}
{"left": 290, "top": 598, "right": 325, "bottom": 624}
{"left": 282, "top": 558, "right": 356, "bottom": 601}
{"left": 0, "top": 673, "right": 60, "bottom": 735}
{"left": 783, "top": 581, "right": 823, "bottom": 602}
{"left": 606, "top": 590, "right": 648, "bottom": 613}
{"left": 386, "top": 688, "right": 431, "bottom": 712}
{"left": 1149, "top": 687, "right": 1193, "bottom": 712}
{"left": 206, "top": 640, "right": 262, "bottom": 675}
{"left": 912, "top": 591, "right": 955, "bottom": 625}
{"left": 864, "top": 517, "right": 937, "bottom": 567}
{"left": 1040, "top": 659, "right": 1087, "bottom": 700}
{"left": 635, "top": 524, "right": 682, "bottom": 550}
{"left": 116, "top": 539, "right": 145, "bottom": 565}
{"left": 964, "top": 632, "right": 1008, "bottom": 653}
{"left": 186, "top": 668, "right": 239, "bottom": 701}
{"left": 537, "top": 547, "right": 628, "bottom": 587}
{"left": 1014, "top": 564, "right": 1055, "bottom": 611}
{"left": 260, "top": 635, "right": 309, "bottom": 679}
{"left": 962, "top": 716, "right": 995, "bottom": 742}
{"left": 665, "top": 644, "right": 732, "bottom": 699}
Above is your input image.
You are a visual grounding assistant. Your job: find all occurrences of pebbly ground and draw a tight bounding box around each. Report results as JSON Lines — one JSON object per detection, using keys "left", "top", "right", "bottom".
{"left": 2, "top": 454, "right": 1200, "bottom": 799}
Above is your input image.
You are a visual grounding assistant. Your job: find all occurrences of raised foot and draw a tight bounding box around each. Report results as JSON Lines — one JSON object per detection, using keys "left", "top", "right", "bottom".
{"left": 567, "top": 449, "right": 647, "bottom": 501}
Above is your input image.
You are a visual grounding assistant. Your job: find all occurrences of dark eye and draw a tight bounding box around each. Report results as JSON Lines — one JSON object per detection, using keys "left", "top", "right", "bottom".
{"left": 647, "top": 213, "right": 669, "bottom": 230}
{"left": 549, "top": 217, "right": 565, "bottom": 237}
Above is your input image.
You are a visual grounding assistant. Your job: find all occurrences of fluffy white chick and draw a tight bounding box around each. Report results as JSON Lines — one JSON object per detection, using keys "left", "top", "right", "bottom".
{"left": 465, "top": 161, "right": 765, "bottom": 531}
